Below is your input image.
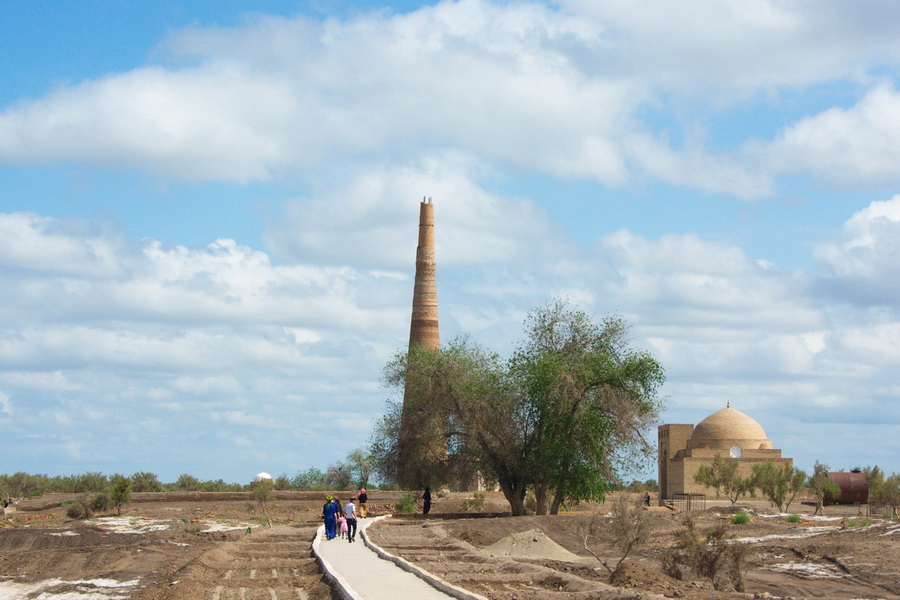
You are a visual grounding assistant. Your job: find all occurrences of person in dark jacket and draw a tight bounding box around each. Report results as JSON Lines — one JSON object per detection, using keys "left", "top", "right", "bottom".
{"left": 358, "top": 488, "right": 368, "bottom": 518}
{"left": 423, "top": 486, "right": 432, "bottom": 515}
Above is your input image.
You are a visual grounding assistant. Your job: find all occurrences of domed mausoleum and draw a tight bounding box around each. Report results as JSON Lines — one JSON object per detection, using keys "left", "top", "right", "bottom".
{"left": 658, "top": 405, "right": 792, "bottom": 501}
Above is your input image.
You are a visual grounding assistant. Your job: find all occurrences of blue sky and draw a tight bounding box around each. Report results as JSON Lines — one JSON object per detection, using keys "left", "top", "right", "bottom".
{"left": 3, "top": 0, "right": 900, "bottom": 485}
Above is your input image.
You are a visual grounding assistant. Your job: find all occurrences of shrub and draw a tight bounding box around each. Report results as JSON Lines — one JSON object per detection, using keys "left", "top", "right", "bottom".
{"left": 90, "top": 492, "right": 111, "bottom": 513}
{"left": 787, "top": 513, "right": 802, "bottom": 523}
{"left": 581, "top": 496, "right": 654, "bottom": 579}
{"left": 847, "top": 517, "right": 871, "bottom": 527}
{"left": 66, "top": 501, "right": 90, "bottom": 519}
{"left": 730, "top": 511, "right": 750, "bottom": 525}
{"left": 461, "top": 491, "right": 486, "bottom": 512}
{"left": 665, "top": 515, "right": 749, "bottom": 592}
{"left": 394, "top": 493, "right": 417, "bottom": 514}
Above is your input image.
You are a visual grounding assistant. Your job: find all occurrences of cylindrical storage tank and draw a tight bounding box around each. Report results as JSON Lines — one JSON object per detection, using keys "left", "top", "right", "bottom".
{"left": 826, "top": 472, "right": 869, "bottom": 504}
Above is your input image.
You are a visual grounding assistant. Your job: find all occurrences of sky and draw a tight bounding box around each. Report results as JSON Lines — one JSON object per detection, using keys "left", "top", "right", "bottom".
{"left": 2, "top": 0, "right": 900, "bottom": 485}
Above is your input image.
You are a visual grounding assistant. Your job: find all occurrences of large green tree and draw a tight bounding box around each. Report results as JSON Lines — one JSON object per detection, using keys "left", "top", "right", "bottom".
{"left": 374, "top": 300, "right": 665, "bottom": 516}
{"left": 510, "top": 301, "right": 665, "bottom": 514}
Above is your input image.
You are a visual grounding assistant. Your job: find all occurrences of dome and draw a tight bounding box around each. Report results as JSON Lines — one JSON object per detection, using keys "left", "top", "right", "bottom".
{"left": 688, "top": 407, "right": 771, "bottom": 450}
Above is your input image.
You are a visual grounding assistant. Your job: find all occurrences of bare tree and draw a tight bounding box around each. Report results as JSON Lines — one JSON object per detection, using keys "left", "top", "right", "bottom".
{"left": 581, "top": 495, "right": 654, "bottom": 578}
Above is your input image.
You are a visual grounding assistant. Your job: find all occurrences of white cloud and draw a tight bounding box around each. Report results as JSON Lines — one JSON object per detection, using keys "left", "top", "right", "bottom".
{"left": 2, "top": 1, "right": 900, "bottom": 197}
{"left": 768, "top": 85, "right": 900, "bottom": 186}
{"left": 264, "top": 156, "right": 571, "bottom": 269}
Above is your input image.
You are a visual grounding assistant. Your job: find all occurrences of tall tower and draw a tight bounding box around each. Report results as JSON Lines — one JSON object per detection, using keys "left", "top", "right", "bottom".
{"left": 408, "top": 198, "right": 439, "bottom": 350}
{"left": 397, "top": 198, "right": 440, "bottom": 487}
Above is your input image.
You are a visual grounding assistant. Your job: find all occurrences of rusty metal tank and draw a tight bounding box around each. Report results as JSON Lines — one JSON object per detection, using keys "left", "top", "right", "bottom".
{"left": 826, "top": 472, "right": 869, "bottom": 504}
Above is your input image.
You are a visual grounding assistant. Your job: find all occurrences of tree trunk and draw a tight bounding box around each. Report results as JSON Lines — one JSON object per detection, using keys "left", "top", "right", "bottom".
{"left": 535, "top": 483, "right": 548, "bottom": 515}
{"left": 499, "top": 478, "right": 528, "bottom": 516}
{"left": 550, "top": 488, "right": 564, "bottom": 515}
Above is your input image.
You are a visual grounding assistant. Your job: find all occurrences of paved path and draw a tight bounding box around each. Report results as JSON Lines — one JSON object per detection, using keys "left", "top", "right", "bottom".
{"left": 313, "top": 517, "right": 464, "bottom": 600}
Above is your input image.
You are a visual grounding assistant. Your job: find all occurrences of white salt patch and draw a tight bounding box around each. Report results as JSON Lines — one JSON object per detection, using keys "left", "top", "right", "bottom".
{"left": 49, "top": 530, "right": 79, "bottom": 537}
{"left": 90, "top": 517, "right": 169, "bottom": 534}
{"left": 200, "top": 521, "right": 256, "bottom": 533}
{"left": 770, "top": 562, "right": 844, "bottom": 579}
{"left": 735, "top": 526, "right": 838, "bottom": 543}
{"left": 757, "top": 513, "right": 842, "bottom": 522}
{"left": 0, "top": 577, "right": 139, "bottom": 599}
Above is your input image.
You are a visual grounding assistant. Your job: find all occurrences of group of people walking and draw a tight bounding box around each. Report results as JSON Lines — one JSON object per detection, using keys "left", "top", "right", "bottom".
{"left": 322, "top": 488, "right": 368, "bottom": 543}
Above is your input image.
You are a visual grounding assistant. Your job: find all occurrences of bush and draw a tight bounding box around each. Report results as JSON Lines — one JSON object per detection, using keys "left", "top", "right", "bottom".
{"left": 66, "top": 501, "right": 90, "bottom": 519}
{"left": 460, "top": 491, "right": 486, "bottom": 512}
{"left": 90, "top": 492, "right": 111, "bottom": 513}
{"left": 394, "top": 493, "right": 417, "bottom": 514}
{"left": 664, "top": 516, "right": 749, "bottom": 591}
{"left": 581, "top": 495, "right": 654, "bottom": 579}
{"left": 847, "top": 517, "right": 871, "bottom": 527}
{"left": 787, "top": 513, "right": 802, "bottom": 523}
{"left": 730, "top": 511, "right": 750, "bottom": 525}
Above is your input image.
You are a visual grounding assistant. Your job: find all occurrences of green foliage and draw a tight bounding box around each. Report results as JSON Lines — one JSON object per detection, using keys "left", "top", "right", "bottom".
{"left": 694, "top": 455, "right": 756, "bottom": 505}
{"left": 66, "top": 495, "right": 93, "bottom": 519}
{"left": 108, "top": 474, "right": 132, "bottom": 515}
{"left": 252, "top": 478, "right": 275, "bottom": 526}
{"left": 751, "top": 462, "right": 806, "bottom": 512}
{"left": 847, "top": 517, "right": 871, "bottom": 527}
{"left": 460, "top": 491, "right": 486, "bottom": 512}
{"left": 291, "top": 467, "right": 327, "bottom": 490}
{"left": 130, "top": 472, "right": 163, "bottom": 492}
{"left": 620, "top": 479, "right": 659, "bottom": 493}
{"left": 394, "top": 493, "right": 417, "bottom": 514}
{"left": 872, "top": 473, "right": 900, "bottom": 517}
{"left": 90, "top": 492, "right": 111, "bottom": 513}
{"left": 173, "top": 474, "right": 200, "bottom": 491}
{"left": 730, "top": 511, "right": 750, "bottom": 525}
{"left": 787, "top": 513, "right": 802, "bottom": 523}
{"left": 325, "top": 462, "right": 353, "bottom": 490}
{"left": 808, "top": 461, "right": 840, "bottom": 514}
{"left": 345, "top": 449, "right": 375, "bottom": 488}
{"left": 273, "top": 473, "right": 292, "bottom": 491}
{"left": 511, "top": 302, "right": 665, "bottom": 514}
{"left": 374, "top": 300, "right": 666, "bottom": 517}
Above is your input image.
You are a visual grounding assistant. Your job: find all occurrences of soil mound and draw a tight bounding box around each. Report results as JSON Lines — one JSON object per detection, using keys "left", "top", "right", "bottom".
{"left": 483, "top": 528, "right": 583, "bottom": 562}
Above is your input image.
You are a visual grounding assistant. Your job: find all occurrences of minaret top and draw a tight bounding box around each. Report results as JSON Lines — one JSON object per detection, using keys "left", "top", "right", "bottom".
{"left": 408, "top": 198, "right": 439, "bottom": 350}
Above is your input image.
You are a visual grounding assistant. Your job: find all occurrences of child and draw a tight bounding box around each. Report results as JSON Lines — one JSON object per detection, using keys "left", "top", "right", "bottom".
{"left": 338, "top": 514, "right": 348, "bottom": 539}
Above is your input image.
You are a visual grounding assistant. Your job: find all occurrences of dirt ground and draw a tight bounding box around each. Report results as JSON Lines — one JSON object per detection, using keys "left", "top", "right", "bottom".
{"left": 1, "top": 490, "right": 898, "bottom": 599}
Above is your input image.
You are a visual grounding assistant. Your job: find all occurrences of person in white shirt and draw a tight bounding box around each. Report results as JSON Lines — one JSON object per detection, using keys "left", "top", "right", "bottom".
{"left": 343, "top": 498, "right": 358, "bottom": 543}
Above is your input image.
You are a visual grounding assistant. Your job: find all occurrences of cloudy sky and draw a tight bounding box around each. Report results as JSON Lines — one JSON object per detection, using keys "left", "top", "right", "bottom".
{"left": 2, "top": 0, "right": 900, "bottom": 484}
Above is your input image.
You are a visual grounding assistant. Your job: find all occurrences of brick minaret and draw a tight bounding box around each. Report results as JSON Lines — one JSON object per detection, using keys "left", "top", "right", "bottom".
{"left": 398, "top": 198, "right": 440, "bottom": 486}
{"left": 408, "top": 198, "right": 439, "bottom": 349}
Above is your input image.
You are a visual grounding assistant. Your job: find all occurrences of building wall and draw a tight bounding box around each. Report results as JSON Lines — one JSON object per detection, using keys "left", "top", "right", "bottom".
{"left": 658, "top": 424, "right": 693, "bottom": 500}
{"left": 658, "top": 423, "right": 792, "bottom": 500}
{"left": 675, "top": 455, "right": 793, "bottom": 496}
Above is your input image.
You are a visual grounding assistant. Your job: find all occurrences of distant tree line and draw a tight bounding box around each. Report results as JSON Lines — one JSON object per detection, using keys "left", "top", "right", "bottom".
{"left": 0, "top": 448, "right": 378, "bottom": 502}
{"left": 694, "top": 455, "right": 900, "bottom": 516}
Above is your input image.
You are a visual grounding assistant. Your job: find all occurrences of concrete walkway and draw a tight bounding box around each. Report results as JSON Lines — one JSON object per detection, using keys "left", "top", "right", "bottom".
{"left": 313, "top": 516, "right": 482, "bottom": 600}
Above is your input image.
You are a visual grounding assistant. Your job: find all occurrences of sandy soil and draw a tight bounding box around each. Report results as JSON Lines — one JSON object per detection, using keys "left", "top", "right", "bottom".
{"left": 366, "top": 492, "right": 900, "bottom": 600}
{"left": 2, "top": 490, "right": 898, "bottom": 599}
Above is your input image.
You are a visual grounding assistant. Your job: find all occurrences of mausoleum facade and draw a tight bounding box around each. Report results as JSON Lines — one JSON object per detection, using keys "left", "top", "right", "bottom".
{"left": 658, "top": 406, "right": 792, "bottom": 500}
